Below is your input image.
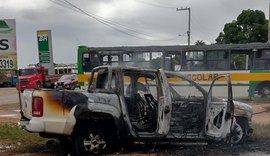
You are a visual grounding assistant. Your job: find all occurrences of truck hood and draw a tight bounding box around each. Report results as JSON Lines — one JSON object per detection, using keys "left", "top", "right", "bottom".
{"left": 221, "top": 98, "right": 253, "bottom": 118}
{"left": 233, "top": 100, "right": 253, "bottom": 118}
{"left": 233, "top": 100, "right": 252, "bottom": 111}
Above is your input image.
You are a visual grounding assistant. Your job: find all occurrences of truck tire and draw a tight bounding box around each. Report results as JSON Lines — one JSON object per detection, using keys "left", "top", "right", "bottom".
{"left": 74, "top": 128, "right": 109, "bottom": 155}
{"left": 229, "top": 122, "right": 243, "bottom": 144}
{"left": 70, "top": 84, "right": 76, "bottom": 90}
{"left": 36, "top": 82, "right": 42, "bottom": 89}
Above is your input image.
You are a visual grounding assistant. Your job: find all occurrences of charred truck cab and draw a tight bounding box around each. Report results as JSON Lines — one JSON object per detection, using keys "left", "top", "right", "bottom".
{"left": 19, "top": 66, "right": 253, "bottom": 155}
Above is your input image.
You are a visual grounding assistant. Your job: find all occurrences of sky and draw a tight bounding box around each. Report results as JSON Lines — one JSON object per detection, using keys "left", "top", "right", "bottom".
{"left": 0, "top": 0, "right": 269, "bottom": 68}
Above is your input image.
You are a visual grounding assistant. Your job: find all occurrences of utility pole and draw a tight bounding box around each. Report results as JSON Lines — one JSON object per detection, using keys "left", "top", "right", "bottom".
{"left": 176, "top": 7, "right": 191, "bottom": 45}
{"left": 268, "top": 2, "right": 270, "bottom": 42}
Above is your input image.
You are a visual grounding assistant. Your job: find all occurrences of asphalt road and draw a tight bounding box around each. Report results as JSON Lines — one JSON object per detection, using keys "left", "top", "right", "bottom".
{"left": 0, "top": 87, "right": 19, "bottom": 106}
{"left": 0, "top": 87, "right": 20, "bottom": 121}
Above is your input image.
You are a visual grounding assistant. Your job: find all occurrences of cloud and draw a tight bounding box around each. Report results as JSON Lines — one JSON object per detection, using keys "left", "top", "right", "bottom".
{"left": 0, "top": 0, "right": 50, "bottom": 11}
{"left": 0, "top": 0, "right": 269, "bottom": 68}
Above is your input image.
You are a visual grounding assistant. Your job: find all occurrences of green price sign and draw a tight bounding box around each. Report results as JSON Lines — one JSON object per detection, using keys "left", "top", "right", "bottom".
{"left": 37, "top": 30, "right": 51, "bottom": 64}
{"left": 38, "top": 34, "right": 49, "bottom": 51}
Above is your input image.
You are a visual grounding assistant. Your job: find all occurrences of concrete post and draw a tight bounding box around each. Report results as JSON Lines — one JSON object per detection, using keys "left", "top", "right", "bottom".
{"left": 268, "top": 3, "right": 270, "bottom": 42}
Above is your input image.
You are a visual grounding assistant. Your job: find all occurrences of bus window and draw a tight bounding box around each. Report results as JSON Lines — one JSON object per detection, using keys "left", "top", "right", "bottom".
{"left": 83, "top": 52, "right": 99, "bottom": 72}
{"left": 150, "top": 52, "right": 163, "bottom": 69}
{"left": 206, "top": 51, "right": 228, "bottom": 70}
{"left": 254, "top": 50, "right": 270, "bottom": 69}
{"left": 82, "top": 53, "right": 91, "bottom": 72}
{"left": 102, "top": 55, "right": 119, "bottom": 66}
{"left": 230, "top": 51, "right": 247, "bottom": 70}
{"left": 207, "top": 51, "right": 227, "bottom": 59}
{"left": 170, "top": 54, "right": 181, "bottom": 71}
{"left": 123, "top": 52, "right": 152, "bottom": 69}
{"left": 207, "top": 61, "right": 227, "bottom": 70}
{"left": 185, "top": 51, "right": 205, "bottom": 71}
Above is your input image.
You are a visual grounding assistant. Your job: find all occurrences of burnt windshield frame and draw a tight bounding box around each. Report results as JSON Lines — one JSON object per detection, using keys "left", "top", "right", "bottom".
{"left": 165, "top": 71, "right": 208, "bottom": 98}
{"left": 88, "top": 66, "right": 111, "bottom": 92}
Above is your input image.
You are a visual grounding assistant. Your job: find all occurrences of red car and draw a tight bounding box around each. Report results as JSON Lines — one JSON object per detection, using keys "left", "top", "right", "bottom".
{"left": 54, "top": 74, "right": 78, "bottom": 90}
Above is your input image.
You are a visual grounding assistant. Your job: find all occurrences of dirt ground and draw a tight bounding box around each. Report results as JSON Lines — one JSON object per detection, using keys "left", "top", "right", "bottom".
{"left": 252, "top": 102, "right": 270, "bottom": 124}
{"left": 1, "top": 87, "right": 270, "bottom": 155}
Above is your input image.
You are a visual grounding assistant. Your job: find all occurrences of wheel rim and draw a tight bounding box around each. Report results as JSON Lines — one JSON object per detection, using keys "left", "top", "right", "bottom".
{"left": 36, "top": 82, "right": 41, "bottom": 89}
{"left": 83, "top": 130, "right": 107, "bottom": 153}
{"left": 262, "top": 87, "right": 270, "bottom": 96}
{"left": 230, "top": 123, "right": 243, "bottom": 144}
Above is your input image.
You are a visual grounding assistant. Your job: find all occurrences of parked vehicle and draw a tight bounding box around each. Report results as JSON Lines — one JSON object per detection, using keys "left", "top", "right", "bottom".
{"left": 54, "top": 74, "right": 78, "bottom": 90}
{"left": 0, "top": 69, "right": 17, "bottom": 87}
{"left": 19, "top": 66, "right": 253, "bottom": 155}
{"left": 16, "top": 65, "right": 62, "bottom": 90}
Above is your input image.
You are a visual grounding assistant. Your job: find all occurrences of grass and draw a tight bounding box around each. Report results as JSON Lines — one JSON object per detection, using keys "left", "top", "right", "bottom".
{"left": 252, "top": 96, "right": 270, "bottom": 103}
{"left": 251, "top": 123, "right": 270, "bottom": 139}
{"left": 0, "top": 122, "right": 51, "bottom": 153}
{"left": 1, "top": 122, "right": 270, "bottom": 155}
{"left": 0, "top": 122, "right": 43, "bottom": 144}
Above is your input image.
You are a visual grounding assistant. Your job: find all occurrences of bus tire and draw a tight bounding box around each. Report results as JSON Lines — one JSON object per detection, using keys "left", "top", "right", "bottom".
{"left": 261, "top": 86, "right": 270, "bottom": 98}
{"left": 255, "top": 81, "right": 270, "bottom": 97}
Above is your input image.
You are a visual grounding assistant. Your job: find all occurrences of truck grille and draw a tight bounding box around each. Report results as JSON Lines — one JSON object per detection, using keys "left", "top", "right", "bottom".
{"left": 20, "top": 79, "right": 29, "bottom": 82}
{"left": 57, "top": 82, "right": 64, "bottom": 86}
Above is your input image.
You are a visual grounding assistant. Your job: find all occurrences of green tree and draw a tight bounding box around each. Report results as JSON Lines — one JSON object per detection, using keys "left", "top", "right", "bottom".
{"left": 195, "top": 40, "right": 206, "bottom": 45}
{"left": 230, "top": 53, "right": 246, "bottom": 70}
{"left": 216, "top": 9, "right": 268, "bottom": 44}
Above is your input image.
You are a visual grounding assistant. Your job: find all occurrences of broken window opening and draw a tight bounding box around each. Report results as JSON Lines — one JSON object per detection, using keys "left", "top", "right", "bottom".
{"left": 124, "top": 72, "right": 158, "bottom": 132}
{"left": 213, "top": 109, "right": 224, "bottom": 128}
{"left": 166, "top": 73, "right": 205, "bottom": 134}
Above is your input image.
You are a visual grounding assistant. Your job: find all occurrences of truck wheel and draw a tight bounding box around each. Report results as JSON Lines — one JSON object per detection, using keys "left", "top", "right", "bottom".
{"left": 70, "top": 84, "right": 76, "bottom": 90}
{"left": 235, "top": 117, "right": 249, "bottom": 136}
{"left": 229, "top": 122, "right": 243, "bottom": 144}
{"left": 36, "top": 82, "right": 42, "bottom": 89}
{"left": 74, "top": 129, "right": 108, "bottom": 155}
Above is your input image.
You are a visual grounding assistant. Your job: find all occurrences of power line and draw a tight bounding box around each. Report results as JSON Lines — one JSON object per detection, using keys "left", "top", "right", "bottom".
{"left": 49, "top": 0, "right": 82, "bottom": 13}
{"left": 63, "top": 0, "right": 153, "bottom": 37}
{"left": 49, "top": 0, "right": 178, "bottom": 41}
{"left": 136, "top": 0, "right": 176, "bottom": 9}
{"left": 62, "top": 0, "right": 167, "bottom": 41}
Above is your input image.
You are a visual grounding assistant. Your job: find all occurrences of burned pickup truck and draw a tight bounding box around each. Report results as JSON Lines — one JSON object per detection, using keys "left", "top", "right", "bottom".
{"left": 19, "top": 66, "right": 253, "bottom": 155}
